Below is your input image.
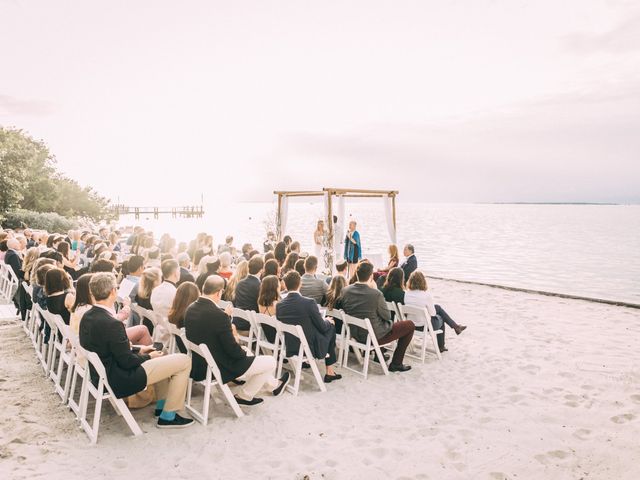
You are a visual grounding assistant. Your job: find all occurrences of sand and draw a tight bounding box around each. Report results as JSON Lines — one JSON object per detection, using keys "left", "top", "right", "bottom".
{"left": 1, "top": 278, "right": 639, "bottom": 480}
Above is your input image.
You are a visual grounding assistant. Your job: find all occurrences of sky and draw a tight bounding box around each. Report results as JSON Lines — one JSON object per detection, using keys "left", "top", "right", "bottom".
{"left": 1, "top": 0, "right": 639, "bottom": 205}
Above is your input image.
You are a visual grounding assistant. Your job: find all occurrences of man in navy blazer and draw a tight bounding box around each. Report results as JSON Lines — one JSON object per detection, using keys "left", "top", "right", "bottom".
{"left": 232, "top": 256, "right": 264, "bottom": 330}
{"left": 400, "top": 244, "right": 418, "bottom": 279}
{"left": 276, "top": 271, "right": 342, "bottom": 383}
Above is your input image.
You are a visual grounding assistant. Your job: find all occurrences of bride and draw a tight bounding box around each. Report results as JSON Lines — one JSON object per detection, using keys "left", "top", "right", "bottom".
{"left": 313, "top": 220, "right": 326, "bottom": 270}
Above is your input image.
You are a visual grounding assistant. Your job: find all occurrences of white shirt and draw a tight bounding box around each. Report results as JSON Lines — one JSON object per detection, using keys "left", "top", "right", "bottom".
{"left": 403, "top": 289, "right": 436, "bottom": 327}
{"left": 150, "top": 281, "right": 177, "bottom": 318}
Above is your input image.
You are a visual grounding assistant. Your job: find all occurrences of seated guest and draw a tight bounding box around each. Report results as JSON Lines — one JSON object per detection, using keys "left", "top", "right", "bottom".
{"left": 300, "top": 256, "right": 328, "bottom": 304}
{"left": 195, "top": 258, "right": 220, "bottom": 292}
{"left": 381, "top": 267, "right": 406, "bottom": 306}
{"left": 124, "top": 255, "right": 145, "bottom": 325}
{"left": 261, "top": 258, "right": 280, "bottom": 280}
{"left": 232, "top": 256, "right": 263, "bottom": 331}
{"left": 45, "top": 267, "right": 74, "bottom": 326}
{"left": 264, "top": 251, "right": 275, "bottom": 262}
{"left": 151, "top": 259, "right": 180, "bottom": 318}
{"left": 134, "top": 267, "right": 161, "bottom": 333}
{"left": 400, "top": 244, "right": 418, "bottom": 279}
{"left": 224, "top": 259, "right": 248, "bottom": 302}
{"left": 294, "top": 259, "right": 306, "bottom": 276}
{"left": 146, "top": 247, "right": 162, "bottom": 268}
{"left": 22, "top": 247, "right": 41, "bottom": 285}
{"left": 193, "top": 235, "right": 214, "bottom": 267}
{"left": 263, "top": 231, "right": 276, "bottom": 253}
{"left": 57, "top": 241, "right": 80, "bottom": 279}
{"left": 184, "top": 275, "right": 290, "bottom": 405}
{"left": 90, "top": 258, "right": 115, "bottom": 273}
{"left": 404, "top": 271, "right": 466, "bottom": 352}
{"left": 340, "top": 262, "right": 415, "bottom": 372}
{"left": 374, "top": 244, "right": 400, "bottom": 285}
{"left": 325, "top": 259, "right": 349, "bottom": 285}
{"left": 273, "top": 241, "right": 287, "bottom": 266}
{"left": 218, "top": 235, "right": 234, "bottom": 254}
{"left": 71, "top": 273, "right": 152, "bottom": 345}
{"left": 241, "top": 243, "right": 253, "bottom": 261}
{"left": 80, "top": 273, "right": 194, "bottom": 428}
{"left": 256, "top": 274, "right": 280, "bottom": 342}
{"left": 217, "top": 252, "right": 233, "bottom": 280}
{"left": 168, "top": 282, "right": 200, "bottom": 329}
{"left": 176, "top": 253, "right": 195, "bottom": 286}
{"left": 325, "top": 275, "right": 347, "bottom": 333}
{"left": 281, "top": 252, "right": 299, "bottom": 275}
{"left": 289, "top": 241, "right": 301, "bottom": 255}
{"left": 276, "top": 272, "right": 341, "bottom": 383}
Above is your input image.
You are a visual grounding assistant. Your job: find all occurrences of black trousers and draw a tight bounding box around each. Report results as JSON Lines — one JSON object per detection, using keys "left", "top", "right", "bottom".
{"left": 415, "top": 315, "right": 447, "bottom": 350}
{"left": 325, "top": 328, "right": 338, "bottom": 366}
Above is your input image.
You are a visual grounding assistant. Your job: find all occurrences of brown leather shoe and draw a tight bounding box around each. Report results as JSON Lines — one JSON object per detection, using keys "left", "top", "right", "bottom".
{"left": 454, "top": 325, "right": 467, "bottom": 335}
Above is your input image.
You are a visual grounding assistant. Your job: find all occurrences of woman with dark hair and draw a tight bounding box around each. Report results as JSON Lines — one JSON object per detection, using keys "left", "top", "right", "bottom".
{"left": 257, "top": 275, "right": 280, "bottom": 342}
{"left": 294, "top": 258, "right": 306, "bottom": 276}
{"left": 168, "top": 282, "right": 200, "bottom": 329}
{"left": 282, "top": 252, "right": 299, "bottom": 275}
{"left": 283, "top": 235, "right": 292, "bottom": 251}
{"left": 274, "top": 241, "right": 287, "bottom": 266}
{"left": 381, "top": 267, "right": 406, "bottom": 305}
{"left": 262, "top": 258, "right": 280, "bottom": 280}
{"left": 44, "top": 267, "right": 74, "bottom": 326}
{"left": 326, "top": 275, "right": 346, "bottom": 311}
{"left": 58, "top": 241, "right": 80, "bottom": 279}
{"left": 404, "top": 271, "right": 466, "bottom": 352}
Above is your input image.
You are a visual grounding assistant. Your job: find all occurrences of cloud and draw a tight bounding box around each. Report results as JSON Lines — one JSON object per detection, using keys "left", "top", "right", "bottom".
{"left": 0, "top": 94, "right": 56, "bottom": 117}
{"left": 564, "top": 13, "right": 640, "bottom": 53}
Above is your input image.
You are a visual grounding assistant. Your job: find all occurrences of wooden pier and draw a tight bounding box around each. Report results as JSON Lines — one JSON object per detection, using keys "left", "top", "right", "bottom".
{"left": 109, "top": 204, "right": 205, "bottom": 220}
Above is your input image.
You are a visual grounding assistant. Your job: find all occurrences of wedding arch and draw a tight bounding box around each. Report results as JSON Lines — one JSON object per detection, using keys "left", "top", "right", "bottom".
{"left": 273, "top": 188, "right": 399, "bottom": 273}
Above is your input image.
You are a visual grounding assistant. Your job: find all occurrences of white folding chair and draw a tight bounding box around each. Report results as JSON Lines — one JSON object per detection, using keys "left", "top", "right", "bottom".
{"left": 130, "top": 303, "right": 166, "bottom": 342}
{"left": 341, "top": 313, "right": 390, "bottom": 379}
{"left": 218, "top": 299, "right": 233, "bottom": 310}
{"left": 183, "top": 340, "right": 244, "bottom": 424}
{"left": 397, "top": 304, "right": 442, "bottom": 362}
{"left": 326, "top": 309, "right": 347, "bottom": 366}
{"left": 253, "top": 312, "right": 281, "bottom": 358}
{"left": 78, "top": 347, "right": 143, "bottom": 444}
{"left": 35, "top": 305, "right": 58, "bottom": 376}
{"left": 385, "top": 301, "right": 402, "bottom": 322}
{"left": 48, "top": 312, "right": 76, "bottom": 403}
{"left": 276, "top": 322, "right": 326, "bottom": 396}
{"left": 67, "top": 332, "right": 87, "bottom": 418}
{"left": 0, "top": 263, "right": 19, "bottom": 304}
{"left": 231, "top": 308, "right": 256, "bottom": 348}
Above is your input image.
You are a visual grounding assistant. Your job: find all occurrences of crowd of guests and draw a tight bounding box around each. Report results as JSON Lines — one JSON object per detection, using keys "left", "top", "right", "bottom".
{"left": 1, "top": 224, "right": 466, "bottom": 431}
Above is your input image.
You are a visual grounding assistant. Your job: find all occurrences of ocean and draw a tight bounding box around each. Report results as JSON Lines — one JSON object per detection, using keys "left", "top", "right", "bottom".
{"left": 116, "top": 202, "right": 640, "bottom": 304}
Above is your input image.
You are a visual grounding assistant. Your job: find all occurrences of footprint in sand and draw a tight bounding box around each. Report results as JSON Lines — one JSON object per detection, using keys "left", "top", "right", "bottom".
{"left": 630, "top": 394, "right": 640, "bottom": 404}
{"left": 610, "top": 414, "right": 636, "bottom": 424}
{"left": 534, "top": 450, "right": 573, "bottom": 465}
{"left": 573, "top": 429, "right": 591, "bottom": 441}
{"left": 489, "top": 473, "right": 510, "bottom": 480}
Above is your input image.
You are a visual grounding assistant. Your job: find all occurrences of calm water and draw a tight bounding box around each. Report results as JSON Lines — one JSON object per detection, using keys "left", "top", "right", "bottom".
{"left": 118, "top": 202, "right": 640, "bottom": 304}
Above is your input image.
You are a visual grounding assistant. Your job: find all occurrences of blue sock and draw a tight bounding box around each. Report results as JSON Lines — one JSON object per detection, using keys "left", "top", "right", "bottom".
{"left": 155, "top": 399, "right": 166, "bottom": 411}
{"left": 159, "top": 410, "right": 176, "bottom": 421}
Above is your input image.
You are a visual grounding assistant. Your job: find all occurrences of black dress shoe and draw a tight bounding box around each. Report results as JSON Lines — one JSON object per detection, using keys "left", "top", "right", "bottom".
{"left": 156, "top": 413, "right": 195, "bottom": 429}
{"left": 454, "top": 325, "right": 467, "bottom": 335}
{"left": 230, "top": 379, "right": 246, "bottom": 386}
{"left": 439, "top": 347, "right": 448, "bottom": 352}
{"left": 372, "top": 353, "right": 390, "bottom": 364}
{"left": 388, "top": 363, "right": 412, "bottom": 372}
{"left": 301, "top": 362, "right": 311, "bottom": 369}
{"left": 234, "top": 395, "right": 264, "bottom": 406}
{"left": 324, "top": 373, "right": 342, "bottom": 383}
{"left": 272, "top": 371, "right": 291, "bottom": 396}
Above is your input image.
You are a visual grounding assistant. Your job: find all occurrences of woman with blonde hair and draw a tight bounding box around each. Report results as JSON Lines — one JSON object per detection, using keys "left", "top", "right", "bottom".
{"left": 22, "top": 247, "right": 41, "bottom": 285}
{"left": 374, "top": 244, "right": 400, "bottom": 284}
{"left": 313, "top": 220, "right": 326, "bottom": 271}
{"left": 404, "top": 271, "right": 466, "bottom": 353}
{"left": 135, "top": 267, "right": 162, "bottom": 310}
{"left": 224, "top": 260, "right": 248, "bottom": 302}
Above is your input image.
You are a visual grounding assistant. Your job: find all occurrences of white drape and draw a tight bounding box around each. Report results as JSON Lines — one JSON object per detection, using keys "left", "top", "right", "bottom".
{"left": 334, "top": 195, "right": 346, "bottom": 259}
{"left": 279, "top": 196, "right": 289, "bottom": 239}
{"left": 383, "top": 195, "right": 397, "bottom": 244}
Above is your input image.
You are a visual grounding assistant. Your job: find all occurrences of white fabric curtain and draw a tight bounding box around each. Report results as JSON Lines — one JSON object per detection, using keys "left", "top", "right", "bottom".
{"left": 383, "top": 195, "right": 397, "bottom": 244}
{"left": 279, "top": 196, "right": 289, "bottom": 239}
{"left": 334, "top": 195, "right": 346, "bottom": 259}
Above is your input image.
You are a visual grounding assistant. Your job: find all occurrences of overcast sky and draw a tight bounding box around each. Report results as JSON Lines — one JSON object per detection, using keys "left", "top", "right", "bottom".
{"left": 1, "top": 0, "right": 639, "bottom": 205}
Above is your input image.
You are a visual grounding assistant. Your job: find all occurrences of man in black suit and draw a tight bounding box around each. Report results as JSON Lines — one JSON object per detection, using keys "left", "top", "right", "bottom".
{"left": 400, "top": 244, "right": 418, "bottom": 279}
{"left": 276, "top": 271, "right": 341, "bottom": 383}
{"left": 176, "top": 252, "right": 195, "bottom": 286}
{"left": 341, "top": 262, "right": 415, "bottom": 372}
{"left": 4, "top": 238, "right": 24, "bottom": 312}
{"left": 79, "top": 272, "right": 194, "bottom": 429}
{"left": 232, "top": 256, "right": 264, "bottom": 331}
{"left": 184, "top": 275, "right": 290, "bottom": 405}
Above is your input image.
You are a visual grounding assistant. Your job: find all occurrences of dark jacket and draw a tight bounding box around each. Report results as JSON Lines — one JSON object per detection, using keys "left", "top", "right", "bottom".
{"left": 276, "top": 292, "right": 334, "bottom": 359}
{"left": 4, "top": 249, "right": 24, "bottom": 281}
{"left": 177, "top": 267, "right": 195, "bottom": 286}
{"left": 79, "top": 306, "right": 150, "bottom": 398}
{"left": 382, "top": 286, "right": 405, "bottom": 305}
{"left": 340, "top": 283, "right": 392, "bottom": 342}
{"left": 232, "top": 275, "right": 260, "bottom": 330}
{"left": 184, "top": 297, "right": 255, "bottom": 383}
{"left": 400, "top": 255, "right": 418, "bottom": 279}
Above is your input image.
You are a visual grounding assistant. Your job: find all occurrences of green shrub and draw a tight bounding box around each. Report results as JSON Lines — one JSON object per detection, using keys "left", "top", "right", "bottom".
{"left": 1, "top": 209, "right": 78, "bottom": 232}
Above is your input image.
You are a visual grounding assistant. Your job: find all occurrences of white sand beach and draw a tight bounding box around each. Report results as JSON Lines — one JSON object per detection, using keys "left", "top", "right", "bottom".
{"left": 1, "top": 278, "right": 639, "bottom": 480}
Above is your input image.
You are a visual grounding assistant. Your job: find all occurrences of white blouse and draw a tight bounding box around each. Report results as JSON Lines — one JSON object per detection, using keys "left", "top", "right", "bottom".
{"left": 403, "top": 289, "right": 437, "bottom": 327}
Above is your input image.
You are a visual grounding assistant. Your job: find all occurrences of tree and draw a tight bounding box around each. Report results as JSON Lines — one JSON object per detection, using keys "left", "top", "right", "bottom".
{"left": 0, "top": 127, "right": 111, "bottom": 221}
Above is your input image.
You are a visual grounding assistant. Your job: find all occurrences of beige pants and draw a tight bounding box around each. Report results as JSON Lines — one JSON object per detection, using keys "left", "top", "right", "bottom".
{"left": 142, "top": 353, "right": 191, "bottom": 412}
{"left": 236, "top": 355, "right": 279, "bottom": 400}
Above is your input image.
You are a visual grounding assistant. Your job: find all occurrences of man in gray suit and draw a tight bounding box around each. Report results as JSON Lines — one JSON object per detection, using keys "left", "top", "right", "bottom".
{"left": 340, "top": 261, "right": 415, "bottom": 372}
{"left": 300, "top": 256, "right": 328, "bottom": 304}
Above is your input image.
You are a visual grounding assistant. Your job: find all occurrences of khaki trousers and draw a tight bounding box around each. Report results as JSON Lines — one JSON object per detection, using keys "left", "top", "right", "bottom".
{"left": 142, "top": 353, "right": 191, "bottom": 412}
{"left": 237, "top": 355, "right": 279, "bottom": 400}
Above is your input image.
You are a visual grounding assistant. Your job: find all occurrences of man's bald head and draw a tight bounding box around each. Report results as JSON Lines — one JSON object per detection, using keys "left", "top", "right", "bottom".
{"left": 7, "top": 238, "right": 20, "bottom": 251}
{"left": 202, "top": 275, "right": 225, "bottom": 296}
